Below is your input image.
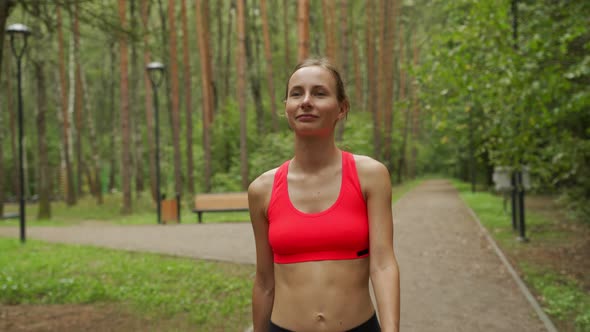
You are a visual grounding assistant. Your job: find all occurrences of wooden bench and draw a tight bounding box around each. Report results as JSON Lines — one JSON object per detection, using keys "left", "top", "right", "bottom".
{"left": 1, "top": 212, "right": 19, "bottom": 220}
{"left": 192, "top": 192, "right": 249, "bottom": 223}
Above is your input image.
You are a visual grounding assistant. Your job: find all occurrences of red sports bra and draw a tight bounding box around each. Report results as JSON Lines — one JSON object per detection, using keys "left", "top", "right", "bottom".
{"left": 267, "top": 151, "right": 370, "bottom": 264}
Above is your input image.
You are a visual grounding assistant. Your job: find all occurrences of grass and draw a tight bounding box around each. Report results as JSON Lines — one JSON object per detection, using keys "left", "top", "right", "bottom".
{"left": 0, "top": 238, "right": 254, "bottom": 331}
{"left": 452, "top": 180, "right": 590, "bottom": 332}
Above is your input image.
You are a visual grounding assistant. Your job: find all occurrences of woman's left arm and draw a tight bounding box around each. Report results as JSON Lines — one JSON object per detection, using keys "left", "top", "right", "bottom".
{"left": 359, "top": 157, "right": 400, "bottom": 332}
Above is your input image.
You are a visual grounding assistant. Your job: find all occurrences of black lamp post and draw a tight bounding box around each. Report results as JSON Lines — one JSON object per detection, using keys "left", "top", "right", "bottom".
{"left": 146, "top": 62, "right": 164, "bottom": 224}
{"left": 7, "top": 23, "right": 31, "bottom": 243}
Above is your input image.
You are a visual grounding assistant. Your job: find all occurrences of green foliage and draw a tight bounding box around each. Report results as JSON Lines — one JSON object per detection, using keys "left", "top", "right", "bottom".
{"left": 0, "top": 238, "right": 254, "bottom": 330}
{"left": 418, "top": 0, "right": 590, "bottom": 219}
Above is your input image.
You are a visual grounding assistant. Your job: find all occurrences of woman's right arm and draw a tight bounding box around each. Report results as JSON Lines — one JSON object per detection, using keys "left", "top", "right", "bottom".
{"left": 248, "top": 173, "right": 275, "bottom": 332}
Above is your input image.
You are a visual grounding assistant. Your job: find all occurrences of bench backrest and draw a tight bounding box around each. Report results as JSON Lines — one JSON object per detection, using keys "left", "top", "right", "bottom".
{"left": 194, "top": 192, "right": 249, "bottom": 210}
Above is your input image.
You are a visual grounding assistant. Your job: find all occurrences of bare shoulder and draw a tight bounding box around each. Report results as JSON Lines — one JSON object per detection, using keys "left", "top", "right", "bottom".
{"left": 248, "top": 168, "right": 278, "bottom": 209}
{"left": 353, "top": 154, "right": 391, "bottom": 185}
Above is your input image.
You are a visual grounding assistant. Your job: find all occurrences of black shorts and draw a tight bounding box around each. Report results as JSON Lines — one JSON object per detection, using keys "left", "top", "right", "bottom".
{"left": 269, "top": 313, "right": 381, "bottom": 332}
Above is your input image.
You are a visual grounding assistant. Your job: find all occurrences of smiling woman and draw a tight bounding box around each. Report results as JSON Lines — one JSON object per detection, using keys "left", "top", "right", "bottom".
{"left": 248, "top": 58, "right": 400, "bottom": 332}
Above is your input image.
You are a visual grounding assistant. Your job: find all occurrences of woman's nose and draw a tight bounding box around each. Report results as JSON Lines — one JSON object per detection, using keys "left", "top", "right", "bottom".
{"left": 300, "top": 93, "right": 312, "bottom": 108}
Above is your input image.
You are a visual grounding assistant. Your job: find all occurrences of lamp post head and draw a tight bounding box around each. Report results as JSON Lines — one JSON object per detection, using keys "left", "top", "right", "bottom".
{"left": 6, "top": 23, "right": 31, "bottom": 58}
{"left": 6, "top": 23, "right": 31, "bottom": 36}
{"left": 146, "top": 62, "right": 165, "bottom": 87}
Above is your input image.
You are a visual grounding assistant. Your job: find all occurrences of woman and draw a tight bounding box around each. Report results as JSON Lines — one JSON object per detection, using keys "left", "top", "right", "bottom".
{"left": 248, "top": 58, "right": 400, "bottom": 332}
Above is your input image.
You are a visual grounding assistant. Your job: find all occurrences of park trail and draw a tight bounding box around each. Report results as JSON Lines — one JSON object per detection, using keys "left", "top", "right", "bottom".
{"left": 0, "top": 180, "right": 554, "bottom": 332}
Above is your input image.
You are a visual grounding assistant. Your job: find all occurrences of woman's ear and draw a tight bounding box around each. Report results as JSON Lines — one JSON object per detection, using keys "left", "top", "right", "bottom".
{"left": 339, "top": 99, "right": 350, "bottom": 120}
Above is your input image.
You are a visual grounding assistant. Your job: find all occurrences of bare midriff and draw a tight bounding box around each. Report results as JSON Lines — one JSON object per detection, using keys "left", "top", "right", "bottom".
{"left": 271, "top": 258, "right": 375, "bottom": 332}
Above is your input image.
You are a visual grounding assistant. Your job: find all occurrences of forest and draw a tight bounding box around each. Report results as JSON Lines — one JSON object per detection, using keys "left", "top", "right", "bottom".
{"left": 0, "top": 0, "right": 588, "bottom": 220}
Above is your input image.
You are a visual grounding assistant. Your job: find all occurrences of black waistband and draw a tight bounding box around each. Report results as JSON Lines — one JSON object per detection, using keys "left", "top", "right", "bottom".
{"left": 269, "top": 313, "right": 380, "bottom": 332}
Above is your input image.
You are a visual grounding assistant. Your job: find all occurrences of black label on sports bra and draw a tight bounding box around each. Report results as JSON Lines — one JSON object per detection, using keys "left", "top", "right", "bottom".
{"left": 357, "top": 248, "right": 369, "bottom": 256}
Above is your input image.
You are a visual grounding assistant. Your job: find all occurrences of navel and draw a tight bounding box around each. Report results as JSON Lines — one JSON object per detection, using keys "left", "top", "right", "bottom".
{"left": 315, "top": 312, "right": 325, "bottom": 322}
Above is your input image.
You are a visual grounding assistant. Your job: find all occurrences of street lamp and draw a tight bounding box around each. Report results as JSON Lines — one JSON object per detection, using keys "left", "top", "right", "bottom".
{"left": 146, "top": 62, "right": 164, "bottom": 224}
{"left": 7, "top": 23, "right": 31, "bottom": 243}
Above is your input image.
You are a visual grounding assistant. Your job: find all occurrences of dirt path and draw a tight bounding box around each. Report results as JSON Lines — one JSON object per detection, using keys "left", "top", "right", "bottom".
{"left": 0, "top": 180, "right": 551, "bottom": 331}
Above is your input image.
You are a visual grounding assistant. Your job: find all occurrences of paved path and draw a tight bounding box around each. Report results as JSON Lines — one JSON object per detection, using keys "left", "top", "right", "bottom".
{"left": 0, "top": 180, "right": 550, "bottom": 331}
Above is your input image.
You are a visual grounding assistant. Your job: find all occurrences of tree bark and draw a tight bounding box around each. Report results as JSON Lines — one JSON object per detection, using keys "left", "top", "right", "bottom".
{"left": 236, "top": 0, "right": 249, "bottom": 190}
{"left": 222, "top": 1, "right": 234, "bottom": 102}
{"left": 73, "top": 3, "right": 84, "bottom": 198}
{"left": 283, "top": 0, "right": 291, "bottom": 71}
{"left": 140, "top": 0, "right": 157, "bottom": 202}
{"left": 409, "top": 32, "right": 420, "bottom": 179}
{"left": 381, "top": 0, "right": 398, "bottom": 170}
{"left": 297, "top": 0, "right": 310, "bottom": 62}
{"left": 397, "top": 23, "right": 409, "bottom": 184}
{"left": 181, "top": 0, "right": 195, "bottom": 196}
{"left": 108, "top": 41, "right": 117, "bottom": 193}
{"left": 118, "top": 0, "right": 132, "bottom": 214}
{"left": 196, "top": 0, "right": 214, "bottom": 192}
{"left": 245, "top": 2, "right": 265, "bottom": 136}
{"left": 366, "top": 1, "right": 380, "bottom": 159}
{"left": 130, "top": 0, "right": 145, "bottom": 195}
{"left": 260, "top": 0, "right": 278, "bottom": 132}
{"left": 167, "top": 0, "right": 183, "bottom": 197}
{"left": 57, "top": 6, "right": 76, "bottom": 205}
{"left": 34, "top": 57, "right": 51, "bottom": 219}
{"left": 81, "top": 70, "right": 103, "bottom": 204}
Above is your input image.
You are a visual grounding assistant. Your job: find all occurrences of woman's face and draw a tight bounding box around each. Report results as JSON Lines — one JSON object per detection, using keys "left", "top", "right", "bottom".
{"left": 285, "top": 66, "right": 347, "bottom": 136}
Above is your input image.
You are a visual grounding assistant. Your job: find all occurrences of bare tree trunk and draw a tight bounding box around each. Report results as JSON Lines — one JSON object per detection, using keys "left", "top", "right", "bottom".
{"left": 167, "top": 0, "right": 183, "bottom": 197}
{"left": 260, "top": 0, "right": 278, "bottom": 132}
{"left": 196, "top": 0, "right": 214, "bottom": 192}
{"left": 283, "top": 0, "right": 291, "bottom": 71}
{"left": 381, "top": 0, "right": 398, "bottom": 170}
{"left": 140, "top": 0, "right": 157, "bottom": 202}
{"left": 34, "top": 58, "right": 51, "bottom": 218}
{"left": 181, "top": 0, "right": 194, "bottom": 196}
{"left": 222, "top": 1, "right": 234, "bottom": 102}
{"left": 130, "top": 0, "right": 145, "bottom": 195}
{"left": 0, "top": 0, "right": 14, "bottom": 82}
{"left": 81, "top": 71, "right": 103, "bottom": 204}
{"left": 245, "top": 2, "right": 265, "bottom": 136}
{"left": 409, "top": 32, "right": 420, "bottom": 179}
{"left": 118, "top": 0, "right": 132, "bottom": 214}
{"left": 108, "top": 42, "right": 117, "bottom": 192}
{"left": 236, "top": 0, "right": 249, "bottom": 190}
{"left": 297, "top": 0, "right": 310, "bottom": 62}
{"left": 335, "top": 0, "right": 348, "bottom": 141}
{"left": 57, "top": 7, "right": 76, "bottom": 205}
{"left": 366, "top": 1, "right": 380, "bottom": 159}
{"left": 352, "top": 26, "right": 362, "bottom": 110}
{"left": 73, "top": 3, "right": 84, "bottom": 198}
{"left": 397, "top": 23, "right": 409, "bottom": 184}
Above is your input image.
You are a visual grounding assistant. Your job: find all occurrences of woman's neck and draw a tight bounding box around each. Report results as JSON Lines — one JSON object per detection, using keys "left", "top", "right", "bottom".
{"left": 292, "top": 135, "right": 340, "bottom": 173}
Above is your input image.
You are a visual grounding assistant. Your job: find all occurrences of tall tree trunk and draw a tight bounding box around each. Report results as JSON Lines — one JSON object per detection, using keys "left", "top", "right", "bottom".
{"left": 260, "top": 0, "right": 278, "bottom": 132}
{"left": 167, "top": 0, "right": 183, "bottom": 197}
{"left": 73, "top": 3, "right": 84, "bottom": 198}
{"left": 352, "top": 26, "right": 362, "bottom": 110}
{"left": 409, "top": 32, "right": 420, "bottom": 179}
{"left": 222, "top": 1, "right": 234, "bottom": 101}
{"left": 108, "top": 42, "right": 117, "bottom": 192}
{"left": 335, "top": 0, "right": 348, "bottom": 141}
{"left": 0, "top": 0, "right": 15, "bottom": 82}
{"left": 283, "top": 0, "right": 291, "bottom": 72}
{"left": 297, "top": 0, "right": 310, "bottom": 62}
{"left": 57, "top": 7, "right": 76, "bottom": 205}
{"left": 130, "top": 0, "right": 144, "bottom": 195}
{"left": 140, "top": 0, "right": 157, "bottom": 202}
{"left": 30, "top": 4, "right": 51, "bottom": 218}
{"left": 118, "top": 0, "right": 132, "bottom": 214}
{"left": 381, "top": 0, "right": 398, "bottom": 170}
{"left": 196, "top": 0, "right": 214, "bottom": 192}
{"left": 245, "top": 2, "right": 265, "bottom": 136}
{"left": 181, "top": 0, "right": 194, "bottom": 196}
{"left": 397, "top": 23, "right": 409, "bottom": 184}
{"left": 81, "top": 71, "right": 103, "bottom": 204}
{"left": 34, "top": 58, "right": 51, "bottom": 218}
{"left": 236, "top": 0, "right": 249, "bottom": 190}
{"left": 366, "top": 1, "right": 380, "bottom": 159}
